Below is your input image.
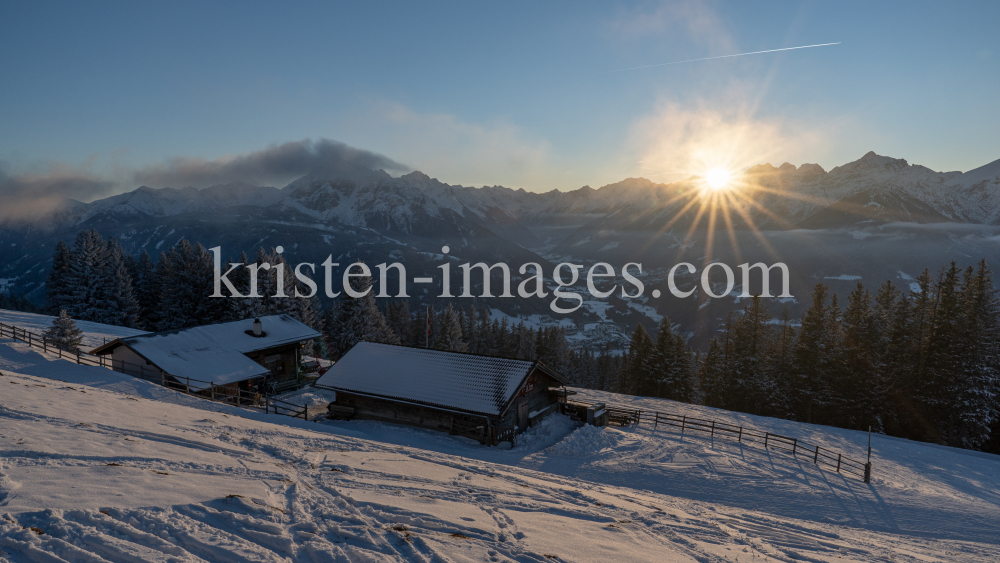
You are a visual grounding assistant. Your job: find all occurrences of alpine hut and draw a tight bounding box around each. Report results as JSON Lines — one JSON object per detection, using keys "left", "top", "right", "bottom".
{"left": 90, "top": 314, "right": 321, "bottom": 396}
{"left": 314, "top": 342, "right": 570, "bottom": 445}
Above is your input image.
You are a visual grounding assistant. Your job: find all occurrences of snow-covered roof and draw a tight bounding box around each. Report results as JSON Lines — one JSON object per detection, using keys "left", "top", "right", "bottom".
{"left": 314, "top": 342, "right": 568, "bottom": 417}
{"left": 92, "top": 315, "right": 320, "bottom": 390}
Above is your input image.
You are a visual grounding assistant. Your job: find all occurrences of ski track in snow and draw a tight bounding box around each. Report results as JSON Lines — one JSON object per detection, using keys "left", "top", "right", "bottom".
{"left": 0, "top": 334, "right": 998, "bottom": 561}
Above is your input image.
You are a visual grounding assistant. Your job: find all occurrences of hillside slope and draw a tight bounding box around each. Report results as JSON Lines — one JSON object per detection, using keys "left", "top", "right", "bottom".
{"left": 1, "top": 335, "right": 998, "bottom": 561}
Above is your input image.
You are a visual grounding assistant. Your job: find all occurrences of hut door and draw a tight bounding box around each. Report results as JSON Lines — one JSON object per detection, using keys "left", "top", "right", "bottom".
{"left": 517, "top": 401, "right": 529, "bottom": 430}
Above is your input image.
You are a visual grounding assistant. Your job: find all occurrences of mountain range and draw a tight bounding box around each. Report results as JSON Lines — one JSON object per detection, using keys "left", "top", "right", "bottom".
{"left": 2, "top": 151, "right": 999, "bottom": 349}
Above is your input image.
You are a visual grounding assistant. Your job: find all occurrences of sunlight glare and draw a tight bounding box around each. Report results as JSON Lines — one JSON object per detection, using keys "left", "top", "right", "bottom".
{"left": 705, "top": 168, "right": 732, "bottom": 191}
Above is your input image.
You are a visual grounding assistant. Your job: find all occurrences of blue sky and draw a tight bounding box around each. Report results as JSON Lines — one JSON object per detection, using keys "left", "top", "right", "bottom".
{"left": 1, "top": 1, "right": 998, "bottom": 196}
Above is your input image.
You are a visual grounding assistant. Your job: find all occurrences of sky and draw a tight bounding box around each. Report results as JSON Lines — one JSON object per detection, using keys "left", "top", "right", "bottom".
{"left": 1, "top": 0, "right": 998, "bottom": 202}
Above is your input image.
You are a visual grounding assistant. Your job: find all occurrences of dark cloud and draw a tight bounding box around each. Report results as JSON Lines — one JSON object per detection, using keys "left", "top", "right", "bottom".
{"left": 131, "top": 138, "right": 410, "bottom": 188}
{"left": 0, "top": 138, "right": 408, "bottom": 224}
{"left": 0, "top": 164, "right": 115, "bottom": 224}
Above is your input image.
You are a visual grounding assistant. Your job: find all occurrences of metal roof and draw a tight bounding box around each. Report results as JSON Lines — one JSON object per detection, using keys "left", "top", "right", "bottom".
{"left": 314, "top": 342, "right": 569, "bottom": 417}
{"left": 91, "top": 314, "right": 320, "bottom": 390}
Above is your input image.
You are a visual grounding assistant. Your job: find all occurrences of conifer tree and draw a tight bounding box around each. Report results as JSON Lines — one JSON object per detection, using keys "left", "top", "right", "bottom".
{"left": 435, "top": 303, "right": 467, "bottom": 352}
{"left": 67, "top": 229, "right": 109, "bottom": 321}
{"left": 623, "top": 324, "right": 655, "bottom": 396}
{"left": 728, "top": 296, "right": 780, "bottom": 415}
{"left": 384, "top": 300, "right": 413, "bottom": 344}
{"left": 698, "top": 338, "right": 727, "bottom": 408}
{"left": 652, "top": 317, "right": 692, "bottom": 402}
{"left": 46, "top": 241, "right": 73, "bottom": 314}
{"left": 133, "top": 250, "right": 157, "bottom": 329}
{"left": 44, "top": 309, "right": 84, "bottom": 352}
{"left": 841, "top": 282, "right": 882, "bottom": 429}
{"left": 328, "top": 267, "right": 399, "bottom": 359}
{"left": 791, "top": 284, "right": 836, "bottom": 423}
{"left": 951, "top": 261, "right": 1000, "bottom": 448}
{"left": 98, "top": 238, "right": 140, "bottom": 328}
{"left": 516, "top": 322, "right": 536, "bottom": 359}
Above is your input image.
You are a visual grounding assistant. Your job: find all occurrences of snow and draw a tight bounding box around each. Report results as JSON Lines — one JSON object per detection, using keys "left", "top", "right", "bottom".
{"left": 274, "top": 386, "right": 338, "bottom": 413}
{"left": 0, "top": 310, "right": 148, "bottom": 350}
{"left": 2, "top": 338, "right": 999, "bottom": 561}
{"left": 823, "top": 274, "right": 863, "bottom": 281}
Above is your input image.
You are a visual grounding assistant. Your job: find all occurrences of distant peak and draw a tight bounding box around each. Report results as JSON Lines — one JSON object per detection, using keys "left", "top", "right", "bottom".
{"left": 400, "top": 170, "right": 432, "bottom": 183}
{"left": 745, "top": 163, "right": 777, "bottom": 174}
{"left": 831, "top": 151, "right": 910, "bottom": 175}
{"left": 797, "top": 163, "right": 826, "bottom": 175}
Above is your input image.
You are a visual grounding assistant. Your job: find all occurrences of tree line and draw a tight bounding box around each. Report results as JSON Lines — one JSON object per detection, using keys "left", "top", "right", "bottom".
{"left": 693, "top": 262, "right": 997, "bottom": 452}
{"left": 37, "top": 230, "right": 1000, "bottom": 451}
{"left": 45, "top": 230, "right": 321, "bottom": 332}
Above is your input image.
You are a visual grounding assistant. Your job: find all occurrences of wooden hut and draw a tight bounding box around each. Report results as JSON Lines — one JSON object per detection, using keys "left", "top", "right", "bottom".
{"left": 91, "top": 314, "right": 320, "bottom": 395}
{"left": 314, "top": 342, "right": 570, "bottom": 445}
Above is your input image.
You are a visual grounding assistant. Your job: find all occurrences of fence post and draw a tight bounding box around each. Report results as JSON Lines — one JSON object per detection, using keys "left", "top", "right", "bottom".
{"left": 710, "top": 421, "right": 715, "bottom": 437}
{"left": 304, "top": 406, "right": 308, "bottom": 420}
{"left": 27, "top": 333, "right": 31, "bottom": 347}
{"left": 764, "top": 432, "right": 769, "bottom": 449}
{"left": 653, "top": 413, "right": 658, "bottom": 431}
{"left": 681, "top": 415, "right": 686, "bottom": 432}
{"left": 58, "top": 345, "right": 62, "bottom": 359}
{"left": 737, "top": 427, "right": 743, "bottom": 442}
{"left": 792, "top": 439, "right": 797, "bottom": 455}
{"left": 866, "top": 425, "right": 873, "bottom": 483}
{"left": 43, "top": 336, "right": 47, "bottom": 353}
{"left": 76, "top": 350, "right": 81, "bottom": 364}
{"left": 836, "top": 453, "right": 842, "bottom": 472}
{"left": 814, "top": 445, "right": 820, "bottom": 464}
{"left": 186, "top": 377, "right": 191, "bottom": 394}
{"left": 210, "top": 383, "right": 215, "bottom": 401}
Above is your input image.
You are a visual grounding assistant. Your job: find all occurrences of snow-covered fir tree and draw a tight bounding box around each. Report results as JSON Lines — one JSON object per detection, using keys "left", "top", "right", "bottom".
{"left": 326, "top": 267, "right": 399, "bottom": 359}
{"left": 45, "top": 241, "right": 73, "bottom": 314}
{"left": 44, "top": 309, "right": 84, "bottom": 352}
{"left": 434, "top": 304, "right": 466, "bottom": 352}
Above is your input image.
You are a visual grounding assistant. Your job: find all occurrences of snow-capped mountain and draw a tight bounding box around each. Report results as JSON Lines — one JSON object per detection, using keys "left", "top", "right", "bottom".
{"left": 52, "top": 151, "right": 1000, "bottom": 237}
{"left": 3, "top": 151, "right": 1000, "bottom": 350}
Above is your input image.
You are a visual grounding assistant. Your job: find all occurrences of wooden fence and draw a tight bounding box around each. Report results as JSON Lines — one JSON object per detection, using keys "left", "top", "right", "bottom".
{"left": 565, "top": 400, "right": 872, "bottom": 482}
{"left": 0, "top": 321, "right": 309, "bottom": 420}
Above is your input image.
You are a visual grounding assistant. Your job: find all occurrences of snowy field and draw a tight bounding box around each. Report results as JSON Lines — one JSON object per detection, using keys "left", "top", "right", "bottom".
{"left": 1, "top": 329, "right": 999, "bottom": 561}
{"left": 0, "top": 310, "right": 148, "bottom": 350}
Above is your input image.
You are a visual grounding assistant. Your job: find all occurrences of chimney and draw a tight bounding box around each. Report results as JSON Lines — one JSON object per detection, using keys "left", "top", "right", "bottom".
{"left": 253, "top": 318, "right": 262, "bottom": 336}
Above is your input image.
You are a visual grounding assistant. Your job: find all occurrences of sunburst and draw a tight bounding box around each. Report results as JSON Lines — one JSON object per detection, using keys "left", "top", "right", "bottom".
{"left": 704, "top": 168, "right": 733, "bottom": 191}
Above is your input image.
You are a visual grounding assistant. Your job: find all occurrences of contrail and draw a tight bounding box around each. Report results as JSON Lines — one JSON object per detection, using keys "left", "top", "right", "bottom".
{"left": 612, "top": 42, "right": 841, "bottom": 72}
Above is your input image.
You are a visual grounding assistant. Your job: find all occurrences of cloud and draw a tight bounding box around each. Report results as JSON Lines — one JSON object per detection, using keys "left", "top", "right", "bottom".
{"left": 607, "top": 0, "right": 736, "bottom": 54}
{"left": 0, "top": 139, "right": 408, "bottom": 223}
{"left": 131, "top": 138, "right": 409, "bottom": 189}
{"left": 0, "top": 161, "right": 115, "bottom": 224}
{"left": 626, "top": 97, "right": 829, "bottom": 181}
{"left": 361, "top": 102, "right": 553, "bottom": 189}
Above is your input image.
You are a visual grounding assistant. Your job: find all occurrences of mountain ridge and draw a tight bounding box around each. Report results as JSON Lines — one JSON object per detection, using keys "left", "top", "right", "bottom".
{"left": 48, "top": 151, "right": 1000, "bottom": 234}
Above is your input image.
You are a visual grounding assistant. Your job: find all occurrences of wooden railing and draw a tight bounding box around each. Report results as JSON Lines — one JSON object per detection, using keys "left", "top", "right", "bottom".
{"left": 565, "top": 400, "right": 872, "bottom": 482}
{"left": 0, "top": 321, "right": 309, "bottom": 420}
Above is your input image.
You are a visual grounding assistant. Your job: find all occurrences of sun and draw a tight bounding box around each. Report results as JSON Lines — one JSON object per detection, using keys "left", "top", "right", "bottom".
{"left": 704, "top": 168, "right": 732, "bottom": 191}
